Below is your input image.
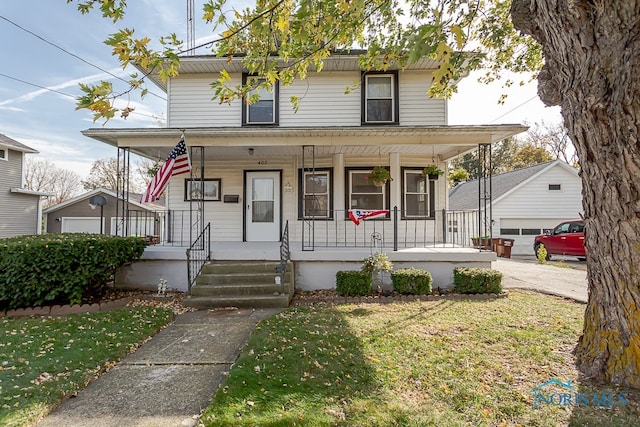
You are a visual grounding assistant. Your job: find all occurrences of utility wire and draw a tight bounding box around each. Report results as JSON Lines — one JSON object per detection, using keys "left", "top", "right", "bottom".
{"left": 0, "top": 14, "right": 166, "bottom": 101}
{"left": 489, "top": 95, "right": 537, "bottom": 123}
{"left": 0, "top": 72, "right": 75, "bottom": 98}
{"left": 0, "top": 72, "right": 163, "bottom": 121}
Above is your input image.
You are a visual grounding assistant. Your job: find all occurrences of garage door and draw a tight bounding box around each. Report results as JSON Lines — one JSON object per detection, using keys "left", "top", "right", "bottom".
{"left": 60, "top": 217, "right": 102, "bottom": 234}
{"left": 497, "top": 218, "right": 567, "bottom": 256}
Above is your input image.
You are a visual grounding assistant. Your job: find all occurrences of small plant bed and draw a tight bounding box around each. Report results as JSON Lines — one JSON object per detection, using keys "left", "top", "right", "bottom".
{"left": 291, "top": 288, "right": 508, "bottom": 306}
{"left": 200, "top": 290, "right": 640, "bottom": 426}
{"left": 0, "top": 306, "right": 175, "bottom": 426}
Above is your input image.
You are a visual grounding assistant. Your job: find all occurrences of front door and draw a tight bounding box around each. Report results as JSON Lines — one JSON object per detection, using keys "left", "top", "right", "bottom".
{"left": 245, "top": 171, "right": 281, "bottom": 241}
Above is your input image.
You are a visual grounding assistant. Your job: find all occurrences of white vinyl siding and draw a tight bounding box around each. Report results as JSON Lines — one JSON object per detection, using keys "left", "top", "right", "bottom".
{"left": 399, "top": 71, "right": 446, "bottom": 125}
{"left": 167, "top": 74, "right": 243, "bottom": 127}
{"left": 280, "top": 72, "right": 361, "bottom": 126}
{"left": 166, "top": 70, "right": 447, "bottom": 128}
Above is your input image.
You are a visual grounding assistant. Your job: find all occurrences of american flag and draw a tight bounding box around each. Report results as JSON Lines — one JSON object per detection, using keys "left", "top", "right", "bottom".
{"left": 140, "top": 138, "right": 191, "bottom": 203}
{"left": 348, "top": 209, "right": 389, "bottom": 225}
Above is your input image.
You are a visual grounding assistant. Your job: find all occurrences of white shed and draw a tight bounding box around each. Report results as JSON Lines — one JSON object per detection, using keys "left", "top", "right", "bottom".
{"left": 449, "top": 160, "right": 583, "bottom": 255}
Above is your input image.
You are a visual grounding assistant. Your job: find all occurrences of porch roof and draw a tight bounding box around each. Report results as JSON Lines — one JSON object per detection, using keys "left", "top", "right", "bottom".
{"left": 82, "top": 124, "right": 527, "bottom": 161}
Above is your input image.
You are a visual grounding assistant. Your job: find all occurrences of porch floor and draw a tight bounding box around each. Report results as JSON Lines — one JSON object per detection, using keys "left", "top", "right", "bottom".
{"left": 145, "top": 242, "right": 496, "bottom": 263}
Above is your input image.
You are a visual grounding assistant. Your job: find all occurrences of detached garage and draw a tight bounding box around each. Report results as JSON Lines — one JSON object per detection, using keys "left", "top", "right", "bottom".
{"left": 44, "top": 188, "right": 164, "bottom": 238}
{"left": 449, "top": 160, "right": 583, "bottom": 256}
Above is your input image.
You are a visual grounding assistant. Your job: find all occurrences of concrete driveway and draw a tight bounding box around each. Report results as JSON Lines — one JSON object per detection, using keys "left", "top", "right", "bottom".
{"left": 493, "top": 257, "right": 588, "bottom": 303}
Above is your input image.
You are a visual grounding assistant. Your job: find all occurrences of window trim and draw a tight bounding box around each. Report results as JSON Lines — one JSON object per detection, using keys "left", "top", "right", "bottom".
{"left": 401, "top": 167, "right": 435, "bottom": 219}
{"left": 0, "top": 148, "right": 7, "bottom": 161}
{"left": 361, "top": 71, "right": 399, "bottom": 125}
{"left": 241, "top": 74, "right": 279, "bottom": 125}
{"left": 297, "top": 168, "right": 334, "bottom": 220}
{"left": 345, "top": 167, "right": 391, "bottom": 220}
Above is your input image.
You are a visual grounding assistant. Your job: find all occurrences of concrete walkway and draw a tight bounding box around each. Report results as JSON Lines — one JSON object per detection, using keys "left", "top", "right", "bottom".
{"left": 37, "top": 308, "right": 283, "bottom": 427}
{"left": 494, "top": 258, "right": 588, "bottom": 303}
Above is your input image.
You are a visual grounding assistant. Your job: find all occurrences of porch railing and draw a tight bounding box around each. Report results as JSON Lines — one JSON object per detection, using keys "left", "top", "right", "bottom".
{"left": 300, "top": 207, "right": 479, "bottom": 250}
{"left": 135, "top": 208, "right": 479, "bottom": 251}
{"left": 186, "top": 222, "right": 210, "bottom": 293}
{"left": 276, "top": 220, "right": 290, "bottom": 293}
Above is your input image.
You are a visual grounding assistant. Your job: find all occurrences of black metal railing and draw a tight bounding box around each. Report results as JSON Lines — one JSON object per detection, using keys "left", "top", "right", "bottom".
{"left": 276, "top": 220, "right": 290, "bottom": 294}
{"left": 299, "top": 207, "right": 478, "bottom": 250}
{"left": 186, "top": 222, "right": 210, "bottom": 293}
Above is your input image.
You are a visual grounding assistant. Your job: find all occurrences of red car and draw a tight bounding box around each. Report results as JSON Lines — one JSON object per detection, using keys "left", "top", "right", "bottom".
{"left": 534, "top": 219, "right": 586, "bottom": 261}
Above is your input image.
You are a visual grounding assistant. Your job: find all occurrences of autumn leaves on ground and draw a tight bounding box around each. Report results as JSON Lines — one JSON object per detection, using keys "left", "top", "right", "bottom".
{"left": 1, "top": 291, "right": 639, "bottom": 426}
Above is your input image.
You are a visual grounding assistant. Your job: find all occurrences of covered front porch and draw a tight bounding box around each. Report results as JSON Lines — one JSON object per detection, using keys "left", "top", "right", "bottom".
{"left": 115, "top": 239, "right": 496, "bottom": 294}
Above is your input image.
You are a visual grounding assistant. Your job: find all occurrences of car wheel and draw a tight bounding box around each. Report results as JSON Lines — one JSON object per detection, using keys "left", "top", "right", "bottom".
{"left": 534, "top": 243, "right": 551, "bottom": 261}
{"left": 577, "top": 257, "right": 586, "bottom": 261}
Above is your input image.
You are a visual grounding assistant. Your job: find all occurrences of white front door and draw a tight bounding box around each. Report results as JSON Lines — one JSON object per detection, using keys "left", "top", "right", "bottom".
{"left": 245, "top": 171, "right": 281, "bottom": 241}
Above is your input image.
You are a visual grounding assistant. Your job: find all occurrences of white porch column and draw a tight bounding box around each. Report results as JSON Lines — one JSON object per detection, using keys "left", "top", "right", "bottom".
{"left": 333, "top": 153, "right": 345, "bottom": 215}
{"left": 390, "top": 152, "right": 401, "bottom": 212}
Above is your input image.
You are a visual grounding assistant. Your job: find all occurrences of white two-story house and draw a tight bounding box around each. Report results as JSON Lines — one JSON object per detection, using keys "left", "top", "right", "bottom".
{"left": 83, "top": 53, "right": 526, "bottom": 302}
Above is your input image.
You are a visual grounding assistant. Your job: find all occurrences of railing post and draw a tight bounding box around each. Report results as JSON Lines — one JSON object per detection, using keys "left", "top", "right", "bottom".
{"left": 393, "top": 206, "right": 398, "bottom": 252}
{"left": 442, "top": 208, "right": 447, "bottom": 245}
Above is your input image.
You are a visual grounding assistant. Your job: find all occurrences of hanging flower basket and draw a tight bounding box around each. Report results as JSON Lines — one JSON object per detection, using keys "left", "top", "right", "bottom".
{"left": 422, "top": 165, "right": 444, "bottom": 180}
{"left": 365, "top": 166, "right": 393, "bottom": 186}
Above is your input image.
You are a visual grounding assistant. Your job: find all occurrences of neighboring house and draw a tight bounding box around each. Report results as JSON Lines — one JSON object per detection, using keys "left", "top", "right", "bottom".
{"left": 43, "top": 188, "right": 164, "bottom": 239}
{"left": 449, "top": 160, "right": 583, "bottom": 255}
{"left": 82, "top": 52, "right": 527, "bottom": 293}
{"left": 0, "top": 134, "right": 50, "bottom": 238}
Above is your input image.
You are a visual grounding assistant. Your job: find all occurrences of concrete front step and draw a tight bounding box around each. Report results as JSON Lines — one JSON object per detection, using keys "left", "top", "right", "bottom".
{"left": 184, "top": 293, "right": 291, "bottom": 309}
{"left": 196, "top": 271, "right": 291, "bottom": 286}
{"left": 187, "top": 261, "right": 293, "bottom": 309}
{"left": 201, "top": 261, "right": 289, "bottom": 275}
{"left": 190, "top": 282, "right": 284, "bottom": 297}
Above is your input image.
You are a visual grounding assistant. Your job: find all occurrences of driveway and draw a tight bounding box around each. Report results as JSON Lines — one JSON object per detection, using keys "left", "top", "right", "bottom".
{"left": 493, "top": 257, "right": 588, "bottom": 303}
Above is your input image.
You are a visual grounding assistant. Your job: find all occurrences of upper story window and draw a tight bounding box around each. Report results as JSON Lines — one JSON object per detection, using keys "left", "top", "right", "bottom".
{"left": 298, "top": 169, "right": 333, "bottom": 219}
{"left": 0, "top": 148, "right": 6, "bottom": 160}
{"left": 362, "top": 72, "right": 398, "bottom": 124}
{"left": 242, "top": 75, "right": 279, "bottom": 125}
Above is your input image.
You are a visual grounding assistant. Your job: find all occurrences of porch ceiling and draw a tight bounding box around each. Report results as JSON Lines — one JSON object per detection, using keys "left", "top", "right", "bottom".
{"left": 82, "top": 124, "right": 527, "bottom": 161}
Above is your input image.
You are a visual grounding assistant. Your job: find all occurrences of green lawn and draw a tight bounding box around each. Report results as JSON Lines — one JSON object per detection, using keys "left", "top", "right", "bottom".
{"left": 200, "top": 291, "right": 639, "bottom": 426}
{"left": 0, "top": 306, "right": 174, "bottom": 427}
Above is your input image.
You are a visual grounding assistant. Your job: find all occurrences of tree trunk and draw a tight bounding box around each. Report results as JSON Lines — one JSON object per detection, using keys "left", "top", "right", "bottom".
{"left": 511, "top": 0, "right": 640, "bottom": 387}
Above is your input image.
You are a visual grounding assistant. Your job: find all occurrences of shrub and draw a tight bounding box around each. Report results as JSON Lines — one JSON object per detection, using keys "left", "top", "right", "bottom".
{"left": 0, "top": 234, "right": 146, "bottom": 310}
{"left": 336, "top": 270, "right": 372, "bottom": 296}
{"left": 453, "top": 267, "right": 503, "bottom": 294}
{"left": 361, "top": 253, "right": 393, "bottom": 274}
{"left": 536, "top": 244, "right": 548, "bottom": 264}
{"left": 391, "top": 268, "right": 433, "bottom": 295}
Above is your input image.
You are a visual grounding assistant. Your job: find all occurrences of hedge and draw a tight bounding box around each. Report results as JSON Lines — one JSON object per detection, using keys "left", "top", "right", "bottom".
{"left": 0, "top": 234, "right": 146, "bottom": 310}
{"left": 391, "top": 268, "right": 433, "bottom": 295}
{"left": 336, "top": 270, "right": 372, "bottom": 296}
{"left": 453, "top": 267, "right": 503, "bottom": 294}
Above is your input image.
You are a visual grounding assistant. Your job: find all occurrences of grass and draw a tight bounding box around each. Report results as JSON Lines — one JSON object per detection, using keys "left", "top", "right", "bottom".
{"left": 200, "top": 291, "right": 640, "bottom": 426}
{"left": 0, "top": 306, "right": 174, "bottom": 427}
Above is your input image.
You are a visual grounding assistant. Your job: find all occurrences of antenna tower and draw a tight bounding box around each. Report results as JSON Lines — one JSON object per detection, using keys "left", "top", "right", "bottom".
{"left": 187, "top": 0, "right": 195, "bottom": 55}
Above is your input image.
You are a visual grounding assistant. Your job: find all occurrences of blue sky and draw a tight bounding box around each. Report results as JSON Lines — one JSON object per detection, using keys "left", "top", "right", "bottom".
{"left": 0, "top": 1, "right": 562, "bottom": 179}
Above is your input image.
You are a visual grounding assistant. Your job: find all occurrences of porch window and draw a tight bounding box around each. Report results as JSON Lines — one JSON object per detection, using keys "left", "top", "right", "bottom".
{"left": 242, "top": 75, "right": 279, "bottom": 125}
{"left": 402, "top": 168, "right": 434, "bottom": 218}
{"left": 362, "top": 72, "right": 398, "bottom": 124}
{"left": 347, "top": 169, "right": 389, "bottom": 214}
{"left": 298, "top": 169, "right": 333, "bottom": 219}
